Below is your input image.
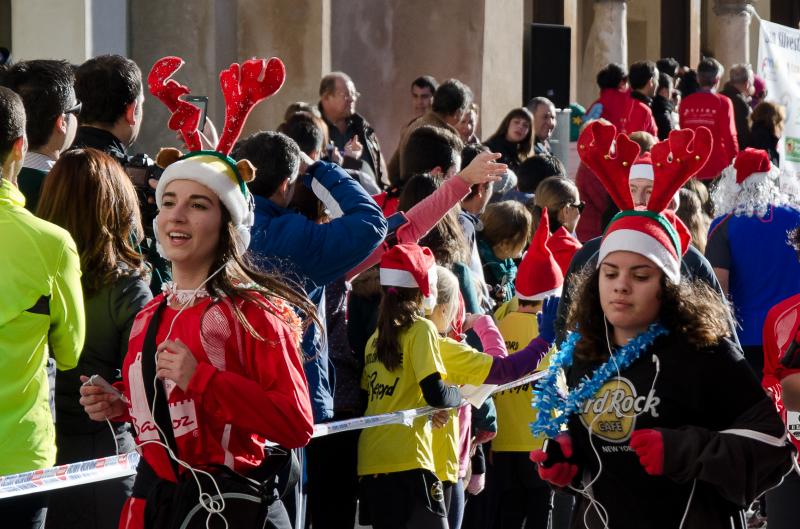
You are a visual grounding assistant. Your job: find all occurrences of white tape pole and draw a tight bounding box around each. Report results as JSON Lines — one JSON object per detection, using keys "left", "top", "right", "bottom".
{"left": 0, "top": 371, "right": 547, "bottom": 499}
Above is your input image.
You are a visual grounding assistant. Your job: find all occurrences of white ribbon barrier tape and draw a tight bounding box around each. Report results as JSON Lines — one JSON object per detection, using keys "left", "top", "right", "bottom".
{"left": 0, "top": 371, "right": 547, "bottom": 499}
{"left": 0, "top": 452, "right": 140, "bottom": 499}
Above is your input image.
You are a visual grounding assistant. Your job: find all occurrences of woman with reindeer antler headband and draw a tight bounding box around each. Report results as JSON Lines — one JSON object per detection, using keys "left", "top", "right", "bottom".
{"left": 528, "top": 122, "right": 794, "bottom": 529}
{"left": 79, "top": 56, "right": 316, "bottom": 529}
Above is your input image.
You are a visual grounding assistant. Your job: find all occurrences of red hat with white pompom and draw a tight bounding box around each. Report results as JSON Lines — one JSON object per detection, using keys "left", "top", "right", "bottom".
{"left": 515, "top": 209, "right": 563, "bottom": 300}
{"left": 380, "top": 243, "right": 438, "bottom": 309}
{"left": 578, "top": 121, "right": 712, "bottom": 283}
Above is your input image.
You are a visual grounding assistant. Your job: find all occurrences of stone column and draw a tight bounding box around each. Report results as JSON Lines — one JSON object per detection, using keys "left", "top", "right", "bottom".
{"left": 579, "top": 0, "right": 628, "bottom": 107}
{"left": 237, "top": 0, "right": 331, "bottom": 137}
{"left": 330, "top": 0, "right": 523, "bottom": 160}
{"left": 129, "top": 0, "right": 238, "bottom": 156}
{"left": 712, "top": 0, "right": 754, "bottom": 70}
{"left": 10, "top": 0, "right": 126, "bottom": 64}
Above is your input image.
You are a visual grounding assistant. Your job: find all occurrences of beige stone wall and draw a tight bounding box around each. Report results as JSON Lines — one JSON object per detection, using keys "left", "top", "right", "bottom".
{"left": 627, "top": 0, "right": 660, "bottom": 65}
{"left": 11, "top": 0, "right": 90, "bottom": 63}
{"left": 238, "top": 0, "right": 331, "bottom": 138}
{"left": 130, "top": 0, "right": 239, "bottom": 156}
{"left": 329, "top": 0, "right": 523, "bottom": 160}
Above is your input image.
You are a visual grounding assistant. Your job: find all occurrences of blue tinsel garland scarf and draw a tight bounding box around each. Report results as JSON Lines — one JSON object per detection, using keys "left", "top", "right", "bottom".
{"left": 530, "top": 322, "right": 669, "bottom": 438}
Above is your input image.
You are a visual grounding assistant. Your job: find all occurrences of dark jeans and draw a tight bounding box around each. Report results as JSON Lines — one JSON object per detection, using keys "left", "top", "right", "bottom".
{"left": 360, "top": 469, "right": 448, "bottom": 529}
{"left": 491, "top": 451, "right": 553, "bottom": 529}
{"left": 305, "top": 422, "right": 360, "bottom": 529}
{"left": 0, "top": 493, "right": 48, "bottom": 529}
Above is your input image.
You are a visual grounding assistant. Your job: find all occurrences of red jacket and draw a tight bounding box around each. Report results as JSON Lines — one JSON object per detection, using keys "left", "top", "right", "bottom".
{"left": 678, "top": 91, "right": 739, "bottom": 180}
{"left": 586, "top": 88, "right": 658, "bottom": 137}
{"left": 119, "top": 293, "right": 314, "bottom": 483}
{"left": 762, "top": 293, "right": 800, "bottom": 456}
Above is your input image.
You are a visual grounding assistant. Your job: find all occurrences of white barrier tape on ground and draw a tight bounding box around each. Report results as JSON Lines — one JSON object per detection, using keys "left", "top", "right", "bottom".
{"left": 0, "top": 371, "right": 548, "bottom": 499}
{"left": 0, "top": 452, "right": 140, "bottom": 499}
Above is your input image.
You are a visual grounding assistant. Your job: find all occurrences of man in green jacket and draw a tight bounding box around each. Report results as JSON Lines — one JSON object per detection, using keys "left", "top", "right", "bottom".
{"left": 0, "top": 87, "right": 84, "bottom": 527}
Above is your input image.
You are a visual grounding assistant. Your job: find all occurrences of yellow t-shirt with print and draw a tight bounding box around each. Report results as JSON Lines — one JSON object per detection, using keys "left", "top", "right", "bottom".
{"left": 358, "top": 318, "right": 448, "bottom": 476}
{"left": 493, "top": 310, "right": 555, "bottom": 452}
{"left": 432, "top": 337, "right": 494, "bottom": 483}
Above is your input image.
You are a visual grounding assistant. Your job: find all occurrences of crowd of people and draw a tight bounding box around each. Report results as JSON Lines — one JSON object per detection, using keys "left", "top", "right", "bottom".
{"left": 0, "top": 48, "right": 798, "bottom": 529}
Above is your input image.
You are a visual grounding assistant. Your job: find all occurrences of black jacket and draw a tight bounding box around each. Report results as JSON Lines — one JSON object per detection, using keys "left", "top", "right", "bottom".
{"left": 721, "top": 83, "right": 752, "bottom": 149}
{"left": 564, "top": 334, "right": 793, "bottom": 529}
{"left": 321, "top": 110, "right": 385, "bottom": 188}
{"left": 652, "top": 95, "right": 676, "bottom": 140}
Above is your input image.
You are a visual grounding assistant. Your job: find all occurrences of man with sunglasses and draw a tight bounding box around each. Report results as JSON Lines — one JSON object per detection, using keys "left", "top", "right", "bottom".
{"left": 0, "top": 59, "right": 79, "bottom": 213}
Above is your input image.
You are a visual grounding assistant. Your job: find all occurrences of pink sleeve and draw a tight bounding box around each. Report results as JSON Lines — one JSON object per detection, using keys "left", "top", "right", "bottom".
{"left": 472, "top": 315, "right": 508, "bottom": 358}
{"left": 398, "top": 174, "right": 471, "bottom": 243}
{"left": 346, "top": 174, "right": 471, "bottom": 280}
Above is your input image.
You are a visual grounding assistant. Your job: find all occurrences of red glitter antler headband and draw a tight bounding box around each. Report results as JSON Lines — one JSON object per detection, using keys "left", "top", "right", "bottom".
{"left": 148, "top": 56, "right": 286, "bottom": 155}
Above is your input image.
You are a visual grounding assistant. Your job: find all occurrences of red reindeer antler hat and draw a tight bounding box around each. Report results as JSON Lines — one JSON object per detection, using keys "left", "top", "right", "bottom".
{"left": 149, "top": 55, "right": 286, "bottom": 249}
{"left": 578, "top": 121, "right": 712, "bottom": 282}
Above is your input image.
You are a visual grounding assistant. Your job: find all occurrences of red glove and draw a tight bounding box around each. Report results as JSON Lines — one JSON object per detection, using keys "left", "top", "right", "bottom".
{"left": 530, "top": 434, "right": 578, "bottom": 487}
{"left": 629, "top": 429, "right": 664, "bottom": 475}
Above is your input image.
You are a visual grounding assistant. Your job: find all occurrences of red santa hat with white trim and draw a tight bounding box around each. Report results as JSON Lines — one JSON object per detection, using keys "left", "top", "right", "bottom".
{"left": 578, "top": 121, "right": 712, "bottom": 283}
{"left": 380, "top": 243, "right": 438, "bottom": 309}
{"left": 515, "top": 209, "right": 564, "bottom": 300}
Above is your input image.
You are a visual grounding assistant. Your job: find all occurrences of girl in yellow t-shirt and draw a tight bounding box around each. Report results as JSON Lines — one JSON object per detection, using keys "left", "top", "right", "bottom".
{"left": 358, "top": 243, "right": 461, "bottom": 529}
{"left": 427, "top": 265, "right": 558, "bottom": 529}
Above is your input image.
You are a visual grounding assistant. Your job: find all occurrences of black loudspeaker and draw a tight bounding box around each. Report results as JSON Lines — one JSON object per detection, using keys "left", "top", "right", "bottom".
{"left": 525, "top": 23, "right": 571, "bottom": 109}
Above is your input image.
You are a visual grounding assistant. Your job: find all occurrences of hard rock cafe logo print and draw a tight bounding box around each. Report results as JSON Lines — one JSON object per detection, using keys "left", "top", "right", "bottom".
{"left": 579, "top": 377, "right": 660, "bottom": 443}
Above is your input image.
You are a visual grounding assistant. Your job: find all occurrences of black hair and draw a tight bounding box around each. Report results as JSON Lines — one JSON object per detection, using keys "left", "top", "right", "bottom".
{"left": 677, "top": 69, "right": 700, "bottom": 98}
{"left": 462, "top": 143, "right": 490, "bottom": 200}
{"left": 232, "top": 131, "right": 300, "bottom": 198}
{"left": 400, "top": 125, "right": 463, "bottom": 184}
{"left": 432, "top": 79, "right": 472, "bottom": 116}
{"left": 75, "top": 55, "right": 141, "bottom": 125}
{"left": 412, "top": 75, "right": 438, "bottom": 93}
{"left": 596, "top": 63, "right": 628, "bottom": 89}
{"left": 657, "top": 72, "right": 673, "bottom": 92}
{"left": 0, "top": 86, "right": 25, "bottom": 164}
{"left": 656, "top": 58, "right": 680, "bottom": 79}
{"left": 629, "top": 61, "right": 658, "bottom": 90}
{"left": 0, "top": 60, "right": 75, "bottom": 149}
{"left": 517, "top": 154, "right": 565, "bottom": 193}
{"left": 280, "top": 112, "right": 324, "bottom": 155}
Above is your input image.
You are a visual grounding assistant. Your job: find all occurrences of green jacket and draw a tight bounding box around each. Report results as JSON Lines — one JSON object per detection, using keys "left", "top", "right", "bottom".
{"left": 0, "top": 178, "right": 84, "bottom": 474}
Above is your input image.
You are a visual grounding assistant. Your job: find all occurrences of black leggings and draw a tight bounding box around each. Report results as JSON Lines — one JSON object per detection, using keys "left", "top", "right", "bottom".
{"left": 0, "top": 493, "right": 47, "bottom": 529}
{"left": 360, "top": 469, "right": 449, "bottom": 529}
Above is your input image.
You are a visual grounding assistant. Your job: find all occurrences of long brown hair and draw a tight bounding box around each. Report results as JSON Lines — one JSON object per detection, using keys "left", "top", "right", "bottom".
{"left": 374, "top": 286, "right": 423, "bottom": 371}
{"left": 203, "top": 206, "right": 318, "bottom": 352}
{"left": 485, "top": 107, "right": 534, "bottom": 164}
{"left": 398, "top": 173, "right": 469, "bottom": 266}
{"left": 531, "top": 176, "right": 579, "bottom": 234}
{"left": 37, "top": 148, "right": 145, "bottom": 296}
{"left": 567, "top": 267, "right": 731, "bottom": 363}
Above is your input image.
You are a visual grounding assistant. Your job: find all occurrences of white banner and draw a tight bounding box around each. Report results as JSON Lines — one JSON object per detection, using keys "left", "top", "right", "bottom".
{"left": 757, "top": 19, "right": 800, "bottom": 177}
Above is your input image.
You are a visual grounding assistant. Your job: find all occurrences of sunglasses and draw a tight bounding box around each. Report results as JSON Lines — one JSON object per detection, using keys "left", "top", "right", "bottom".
{"left": 64, "top": 101, "right": 82, "bottom": 116}
{"left": 568, "top": 201, "right": 585, "bottom": 213}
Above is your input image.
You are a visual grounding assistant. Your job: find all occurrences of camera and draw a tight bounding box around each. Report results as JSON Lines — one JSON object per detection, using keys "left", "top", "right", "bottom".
{"left": 124, "top": 153, "right": 164, "bottom": 237}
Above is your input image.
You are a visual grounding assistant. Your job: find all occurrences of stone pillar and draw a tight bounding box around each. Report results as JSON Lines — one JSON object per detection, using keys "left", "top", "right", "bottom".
{"left": 10, "top": 0, "right": 126, "bottom": 64}
{"left": 712, "top": 0, "right": 754, "bottom": 70}
{"left": 129, "top": 0, "right": 238, "bottom": 156}
{"left": 330, "top": 0, "right": 523, "bottom": 159}
{"left": 237, "top": 0, "right": 331, "bottom": 137}
{"left": 579, "top": 0, "right": 628, "bottom": 108}
{"left": 564, "top": 0, "right": 580, "bottom": 103}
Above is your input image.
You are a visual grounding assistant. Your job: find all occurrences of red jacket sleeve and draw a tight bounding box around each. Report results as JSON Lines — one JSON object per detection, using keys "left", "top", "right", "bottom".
{"left": 186, "top": 300, "right": 314, "bottom": 449}
{"left": 720, "top": 96, "right": 739, "bottom": 160}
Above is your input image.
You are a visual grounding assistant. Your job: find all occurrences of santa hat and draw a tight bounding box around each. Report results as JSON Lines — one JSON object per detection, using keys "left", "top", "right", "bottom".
{"left": 578, "top": 121, "right": 712, "bottom": 283}
{"left": 515, "top": 209, "right": 564, "bottom": 300}
{"left": 380, "top": 243, "right": 438, "bottom": 309}
{"left": 629, "top": 152, "right": 654, "bottom": 181}
{"left": 149, "top": 56, "right": 285, "bottom": 249}
{"left": 712, "top": 148, "right": 798, "bottom": 218}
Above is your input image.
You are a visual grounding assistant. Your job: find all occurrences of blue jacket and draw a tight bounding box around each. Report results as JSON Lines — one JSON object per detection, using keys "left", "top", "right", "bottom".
{"left": 249, "top": 161, "right": 387, "bottom": 421}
